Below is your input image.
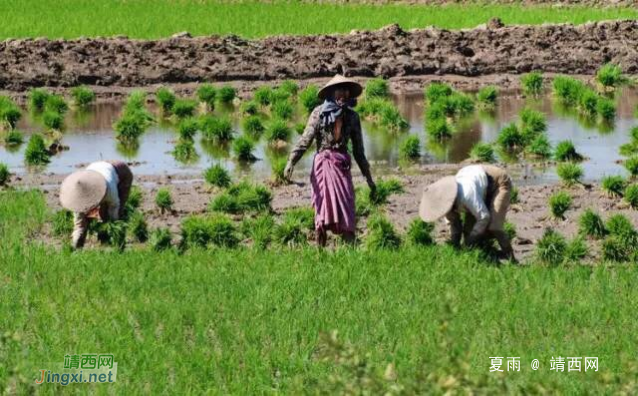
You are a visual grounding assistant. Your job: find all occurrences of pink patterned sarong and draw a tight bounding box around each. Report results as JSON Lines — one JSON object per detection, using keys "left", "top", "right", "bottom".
{"left": 310, "top": 149, "right": 356, "bottom": 234}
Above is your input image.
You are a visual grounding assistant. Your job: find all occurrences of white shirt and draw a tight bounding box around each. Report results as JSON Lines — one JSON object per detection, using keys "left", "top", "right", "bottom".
{"left": 452, "top": 165, "right": 490, "bottom": 238}
{"left": 86, "top": 161, "right": 120, "bottom": 220}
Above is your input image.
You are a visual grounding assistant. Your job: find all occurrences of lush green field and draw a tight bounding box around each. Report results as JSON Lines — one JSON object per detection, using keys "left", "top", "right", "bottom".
{"left": 1, "top": 189, "right": 637, "bottom": 393}
{"left": 0, "top": 1, "right": 637, "bottom": 39}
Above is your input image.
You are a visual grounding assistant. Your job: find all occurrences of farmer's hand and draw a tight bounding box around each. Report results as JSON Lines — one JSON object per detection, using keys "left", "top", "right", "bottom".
{"left": 283, "top": 163, "right": 294, "bottom": 182}
{"left": 368, "top": 180, "right": 378, "bottom": 202}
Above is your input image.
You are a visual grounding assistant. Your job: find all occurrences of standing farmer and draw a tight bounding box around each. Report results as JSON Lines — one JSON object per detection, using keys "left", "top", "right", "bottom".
{"left": 419, "top": 164, "right": 516, "bottom": 261}
{"left": 59, "top": 160, "right": 133, "bottom": 249}
{"left": 284, "top": 75, "right": 376, "bottom": 246}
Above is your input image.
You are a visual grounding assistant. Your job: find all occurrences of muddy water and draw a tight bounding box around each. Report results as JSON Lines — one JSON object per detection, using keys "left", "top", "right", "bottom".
{"left": 1, "top": 89, "right": 637, "bottom": 183}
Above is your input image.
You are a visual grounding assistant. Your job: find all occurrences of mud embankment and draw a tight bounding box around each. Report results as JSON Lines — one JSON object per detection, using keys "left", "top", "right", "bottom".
{"left": 1, "top": 20, "right": 638, "bottom": 91}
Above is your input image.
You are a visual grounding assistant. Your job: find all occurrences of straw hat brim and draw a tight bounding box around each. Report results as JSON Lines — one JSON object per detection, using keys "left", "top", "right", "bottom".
{"left": 60, "top": 170, "right": 107, "bottom": 213}
{"left": 317, "top": 74, "right": 363, "bottom": 100}
{"left": 419, "top": 176, "right": 458, "bottom": 222}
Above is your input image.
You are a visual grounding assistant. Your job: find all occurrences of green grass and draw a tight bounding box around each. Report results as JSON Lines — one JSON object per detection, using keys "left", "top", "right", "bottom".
{"left": 5, "top": 190, "right": 638, "bottom": 392}
{"left": 1, "top": 2, "right": 637, "bottom": 39}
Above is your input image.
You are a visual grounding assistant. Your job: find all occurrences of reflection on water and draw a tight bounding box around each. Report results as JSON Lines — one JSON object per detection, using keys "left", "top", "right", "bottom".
{"left": 1, "top": 89, "right": 638, "bottom": 183}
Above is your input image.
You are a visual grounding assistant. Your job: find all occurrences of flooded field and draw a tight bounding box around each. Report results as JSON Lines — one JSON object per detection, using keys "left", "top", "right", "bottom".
{"left": 2, "top": 88, "right": 637, "bottom": 184}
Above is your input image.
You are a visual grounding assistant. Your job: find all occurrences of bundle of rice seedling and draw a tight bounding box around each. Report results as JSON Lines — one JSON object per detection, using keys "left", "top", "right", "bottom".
{"left": 521, "top": 72, "right": 543, "bottom": 96}
{"left": 535, "top": 228, "right": 567, "bottom": 265}
{"left": 601, "top": 175, "right": 626, "bottom": 197}
{"left": 469, "top": 142, "right": 495, "bottom": 163}
{"left": 24, "top": 134, "right": 50, "bottom": 166}
{"left": 548, "top": 191, "right": 572, "bottom": 220}
{"left": 150, "top": 227, "right": 173, "bottom": 252}
{"left": 406, "top": 219, "right": 435, "bottom": 246}
{"left": 578, "top": 209, "right": 607, "bottom": 239}
{"left": 365, "top": 214, "right": 402, "bottom": 250}
{"left": 204, "top": 164, "right": 231, "bottom": 188}
{"left": 365, "top": 78, "right": 389, "bottom": 99}
{"left": 476, "top": 86, "right": 498, "bottom": 108}
{"left": 556, "top": 163, "right": 583, "bottom": 187}
{"left": 200, "top": 115, "right": 235, "bottom": 142}
{"left": 400, "top": 135, "right": 421, "bottom": 160}
{"left": 70, "top": 85, "right": 95, "bottom": 108}
{"left": 155, "top": 188, "right": 173, "bottom": 214}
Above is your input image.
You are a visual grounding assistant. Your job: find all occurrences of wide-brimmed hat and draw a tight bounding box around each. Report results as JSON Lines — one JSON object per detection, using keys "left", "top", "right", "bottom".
{"left": 60, "top": 170, "right": 107, "bottom": 213}
{"left": 318, "top": 74, "right": 363, "bottom": 100}
{"left": 419, "top": 176, "right": 458, "bottom": 222}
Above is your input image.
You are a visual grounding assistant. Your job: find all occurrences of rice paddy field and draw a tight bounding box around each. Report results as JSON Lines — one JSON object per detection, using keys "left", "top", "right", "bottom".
{"left": 3, "top": 0, "right": 638, "bottom": 393}
{"left": 0, "top": 0, "right": 637, "bottom": 39}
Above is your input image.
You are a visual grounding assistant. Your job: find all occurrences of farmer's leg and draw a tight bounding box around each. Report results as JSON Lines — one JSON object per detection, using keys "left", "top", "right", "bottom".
{"left": 316, "top": 229, "right": 327, "bottom": 247}
{"left": 462, "top": 213, "right": 477, "bottom": 246}
{"left": 72, "top": 212, "right": 89, "bottom": 249}
{"left": 341, "top": 231, "right": 356, "bottom": 245}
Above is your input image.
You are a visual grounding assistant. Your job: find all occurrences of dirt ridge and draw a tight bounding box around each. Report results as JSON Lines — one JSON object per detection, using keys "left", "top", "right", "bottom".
{"left": 1, "top": 20, "right": 638, "bottom": 91}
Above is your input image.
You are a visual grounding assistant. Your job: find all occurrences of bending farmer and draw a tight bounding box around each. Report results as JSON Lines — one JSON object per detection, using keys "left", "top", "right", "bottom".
{"left": 284, "top": 74, "right": 376, "bottom": 246}
{"left": 59, "top": 160, "right": 133, "bottom": 249}
{"left": 419, "top": 164, "right": 515, "bottom": 261}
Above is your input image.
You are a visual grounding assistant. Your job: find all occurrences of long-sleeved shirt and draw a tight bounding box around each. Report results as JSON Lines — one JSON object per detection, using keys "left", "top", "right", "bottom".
{"left": 86, "top": 161, "right": 121, "bottom": 220}
{"left": 445, "top": 165, "right": 491, "bottom": 241}
{"left": 286, "top": 106, "right": 372, "bottom": 181}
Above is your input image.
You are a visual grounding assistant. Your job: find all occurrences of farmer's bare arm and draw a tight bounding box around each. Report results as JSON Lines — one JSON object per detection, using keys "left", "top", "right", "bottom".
{"left": 72, "top": 212, "right": 89, "bottom": 249}
{"left": 351, "top": 112, "right": 375, "bottom": 190}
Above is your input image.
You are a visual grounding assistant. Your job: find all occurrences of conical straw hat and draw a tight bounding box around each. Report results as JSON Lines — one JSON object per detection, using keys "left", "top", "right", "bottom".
{"left": 419, "top": 176, "right": 458, "bottom": 222}
{"left": 317, "top": 74, "right": 363, "bottom": 100}
{"left": 60, "top": 170, "right": 107, "bottom": 213}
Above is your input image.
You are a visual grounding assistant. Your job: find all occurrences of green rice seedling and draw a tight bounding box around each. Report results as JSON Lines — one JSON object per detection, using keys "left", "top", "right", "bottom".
{"left": 577, "top": 88, "right": 599, "bottom": 117}
{"left": 4, "top": 129, "right": 24, "bottom": 146}
{"left": 270, "top": 156, "right": 288, "bottom": 186}
{"left": 155, "top": 87, "right": 177, "bottom": 114}
{"left": 232, "top": 136, "right": 256, "bottom": 162}
{"left": 426, "top": 117, "right": 452, "bottom": 140}
{"left": 241, "top": 214, "right": 275, "bottom": 249}
{"left": 521, "top": 71, "right": 543, "bottom": 96}
{"left": 177, "top": 117, "right": 199, "bottom": 140}
{"left": 556, "top": 162, "right": 583, "bottom": 187}
{"left": 424, "top": 101, "right": 445, "bottom": 121}
{"left": 254, "top": 86, "right": 274, "bottom": 107}
{"left": 70, "top": 85, "right": 95, "bottom": 108}
{"left": 240, "top": 100, "right": 259, "bottom": 115}
{"left": 624, "top": 156, "right": 638, "bottom": 178}
{"left": 217, "top": 86, "right": 236, "bottom": 103}
{"left": 0, "top": 163, "right": 10, "bottom": 186}
{"left": 242, "top": 115, "right": 265, "bottom": 137}
{"left": 554, "top": 140, "right": 583, "bottom": 162}
{"left": 606, "top": 213, "right": 636, "bottom": 238}
{"left": 552, "top": 75, "right": 584, "bottom": 105}
{"left": 43, "top": 110, "right": 64, "bottom": 131}
{"left": 200, "top": 115, "right": 235, "bottom": 142}
{"left": 279, "top": 80, "right": 299, "bottom": 96}
{"left": 265, "top": 118, "right": 291, "bottom": 143}
{"left": 155, "top": 188, "right": 173, "bottom": 214}
{"left": 128, "top": 211, "right": 149, "bottom": 243}
{"left": 379, "top": 102, "right": 408, "bottom": 131}
{"left": 424, "top": 83, "right": 453, "bottom": 104}
{"left": 28, "top": 88, "right": 50, "bottom": 112}
{"left": 619, "top": 142, "right": 638, "bottom": 157}
{"left": 476, "top": 86, "right": 498, "bottom": 108}
{"left": 596, "top": 97, "right": 616, "bottom": 121}
{"left": 578, "top": 209, "right": 607, "bottom": 239}
{"left": 0, "top": 96, "right": 22, "bottom": 129}
{"left": 172, "top": 99, "right": 197, "bottom": 119}
{"left": 270, "top": 87, "right": 291, "bottom": 103}
{"left": 365, "top": 78, "right": 389, "bottom": 99}
{"left": 51, "top": 209, "right": 73, "bottom": 237}
{"left": 356, "top": 97, "right": 387, "bottom": 118}
{"left": 565, "top": 236, "right": 588, "bottom": 263}
{"left": 400, "top": 135, "right": 421, "bottom": 160}
{"left": 447, "top": 92, "right": 475, "bottom": 117}
{"left": 549, "top": 191, "right": 572, "bottom": 220}
{"left": 204, "top": 164, "right": 231, "bottom": 188}
{"left": 535, "top": 228, "right": 567, "bottom": 265}
{"left": 97, "top": 221, "right": 128, "bottom": 252}
{"left": 524, "top": 133, "right": 552, "bottom": 159}
{"left": 24, "top": 134, "right": 50, "bottom": 166}
{"left": 150, "top": 227, "right": 172, "bottom": 252}
{"left": 271, "top": 99, "right": 294, "bottom": 120}
{"left": 365, "top": 214, "right": 401, "bottom": 250}
{"left": 406, "top": 219, "right": 435, "bottom": 246}
{"left": 469, "top": 142, "right": 495, "bottom": 163}
{"left": 519, "top": 108, "right": 547, "bottom": 136}
{"left": 624, "top": 184, "right": 638, "bottom": 208}
{"left": 124, "top": 90, "right": 148, "bottom": 112}
{"left": 209, "top": 181, "right": 272, "bottom": 214}
{"left": 368, "top": 178, "right": 404, "bottom": 206}
{"left": 596, "top": 63, "right": 627, "bottom": 89}
{"left": 181, "top": 214, "right": 239, "bottom": 249}
{"left": 601, "top": 175, "right": 626, "bottom": 197}
{"left": 172, "top": 139, "right": 199, "bottom": 163}
{"left": 504, "top": 221, "right": 517, "bottom": 241}
{"left": 510, "top": 186, "right": 519, "bottom": 204}
{"left": 496, "top": 123, "right": 524, "bottom": 151}
{"left": 44, "top": 94, "right": 68, "bottom": 115}
{"left": 601, "top": 235, "right": 631, "bottom": 262}
{"left": 294, "top": 122, "right": 305, "bottom": 135}
{"left": 114, "top": 114, "right": 145, "bottom": 141}
{"left": 196, "top": 83, "right": 217, "bottom": 109}
{"left": 274, "top": 207, "right": 314, "bottom": 247}
{"left": 124, "top": 185, "right": 143, "bottom": 215}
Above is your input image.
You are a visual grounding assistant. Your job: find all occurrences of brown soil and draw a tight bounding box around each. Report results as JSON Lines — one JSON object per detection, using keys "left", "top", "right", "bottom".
{"left": 1, "top": 20, "right": 638, "bottom": 92}
{"left": 13, "top": 162, "right": 631, "bottom": 262}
